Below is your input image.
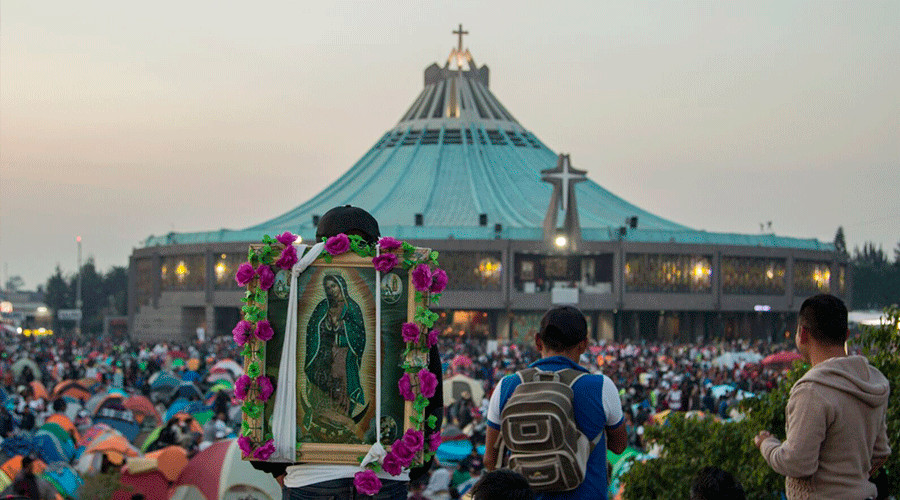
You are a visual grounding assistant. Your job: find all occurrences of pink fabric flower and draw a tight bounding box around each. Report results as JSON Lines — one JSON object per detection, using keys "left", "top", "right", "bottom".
{"left": 237, "top": 436, "right": 253, "bottom": 457}
{"left": 398, "top": 373, "right": 415, "bottom": 401}
{"left": 232, "top": 320, "right": 252, "bottom": 346}
{"left": 426, "top": 329, "right": 439, "bottom": 348}
{"left": 382, "top": 452, "right": 403, "bottom": 476}
{"left": 254, "top": 320, "right": 275, "bottom": 342}
{"left": 401, "top": 429, "right": 424, "bottom": 453}
{"left": 276, "top": 231, "right": 297, "bottom": 246}
{"left": 411, "top": 264, "right": 433, "bottom": 292}
{"left": 391, "top": 440, "right": 415, "bottom": 467}
{"left": 354, "top": 470, "right": 382, "bottom": 496}
{"left": 418, "top": 369, "right": 438, "bottom": 399}
{"left": 401, "top": 323, "right": 421, "bottom": 344}
{"left": 325, "top": 234, "right": 350, "bottom": 255}
{"left": 372, "top": 253, "right": 399, "bottom": 273}
{"left": 428, "top": 431, "right": 442, "bottom": 452}
{"left": 253, "top": 439, "right": 276, "bottom": 460}
{"left": 235, "top": 262, "right": 256, "bottom": 286}
{"left": 378, "top": 237, "right": 402, "bottom": 251}
{"left": 257, "top": 265, "right": 275, "bottom": 291}
{"left": 429, "top": 269, "right": 448, "bottom": 294}
{"left": 234, "top": 374, "right": 251, "bottom": 400}
{"left": 256, "top": 376, "right": 274, "bottom": 401}
{"left": 275, "top": 244, "right": 298, "bottom": 270}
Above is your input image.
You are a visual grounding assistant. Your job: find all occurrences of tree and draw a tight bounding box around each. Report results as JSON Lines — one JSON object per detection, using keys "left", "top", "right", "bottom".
{"left": 70, "top": 257, "right": 104, "bottom": 333}
{"left": 3, "top": 275, "right": 25, "bottom": 292}
{"left": 103, "top": 266, "right": 128, "bottom": 316}
{"left": 833, "top": 226, "right": 848, "bottom": 257}
{"left": 44, "top": 266, "right": 72, "bottom": 332}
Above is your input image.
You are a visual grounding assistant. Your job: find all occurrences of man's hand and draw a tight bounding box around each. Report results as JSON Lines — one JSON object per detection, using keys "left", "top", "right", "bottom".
{"left": 754, "top": 430, "right": 773, "bottom": 449}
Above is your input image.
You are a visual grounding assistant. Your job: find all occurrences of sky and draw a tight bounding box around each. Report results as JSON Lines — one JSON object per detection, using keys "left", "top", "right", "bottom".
{"left": 2, "top": 1, "right": 899, "bottom": 290}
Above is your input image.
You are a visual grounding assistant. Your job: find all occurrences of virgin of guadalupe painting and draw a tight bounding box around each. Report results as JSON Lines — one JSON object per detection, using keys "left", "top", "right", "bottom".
{"left": 302, "top": 273, "right": 369, "bottom": 433}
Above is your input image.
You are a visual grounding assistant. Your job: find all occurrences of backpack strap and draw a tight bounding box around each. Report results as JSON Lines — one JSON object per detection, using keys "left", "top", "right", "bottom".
{"left": 516, "top": 368, "right": 539, "bottom": 384}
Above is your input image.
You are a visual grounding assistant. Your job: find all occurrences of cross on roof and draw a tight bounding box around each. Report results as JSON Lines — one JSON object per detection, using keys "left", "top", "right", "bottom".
{"left": 541, "top": 155, "right": 587, "bottom": 213}
{"left": 453, "top": 23, "right": 468, "bottom": 52}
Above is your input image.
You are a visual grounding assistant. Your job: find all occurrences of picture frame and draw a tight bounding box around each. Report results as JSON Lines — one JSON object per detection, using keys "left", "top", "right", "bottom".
{"left": 240, "top": 245, "right": 433, "bottom": 465}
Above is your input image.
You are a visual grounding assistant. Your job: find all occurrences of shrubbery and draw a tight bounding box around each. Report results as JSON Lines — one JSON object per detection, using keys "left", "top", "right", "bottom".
{"left": 622, "top": 305, "right": 899, "bottom": 499}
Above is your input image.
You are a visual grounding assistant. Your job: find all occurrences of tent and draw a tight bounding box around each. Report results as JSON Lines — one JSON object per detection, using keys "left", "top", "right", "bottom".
{"left": 169, "top": 439, "right": 280, "bottom": 500}
{"left": 442, "top": 374, "right": 484, "bottom": 406}
{"left": 29, "top": 381, "right": 49, "bottom": 401}
{"left": 51, "top": 380, "right": 92, "bottom": 401}
{"left": 149, "top": 372, "right": 181, "bottom": 392}
{"left": 11, "top": 358, "right": 40, "bottom": 380}
{"left": 762, "top": 351, "right": 801, "bottom": 367}
{"left": 93, "top": 397, "right": 141, "bottom": 442}
{"left": 33, "top": 423, "right": 75, "bottom": 463}
{"left": 42, "top": 462, "right": 83, "bottom": 499}
{"left": 0, "top": 455, "right": 48, "bottom": 491}
{"left": 76, "top": 431, "right": 141, "bottom": 475}
{"left": 45, "top": 414, "right": 80, "bottom": 444}
{"left": 114, "top": 466, "right": 170, "bottom": 500}
{"left": 172, "top": 382, "right": 203, "bottom": 402}
{"left": 124, "top": 394, "right": 162, "bottom": 427}
{"left": 210, "top": 359, "right": 242, "bottom": 378}
{"left": 712, "top": 351, "right": 763, "bottom": 369}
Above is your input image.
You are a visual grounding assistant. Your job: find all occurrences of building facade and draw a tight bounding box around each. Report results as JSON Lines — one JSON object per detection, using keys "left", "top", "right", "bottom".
{"left": 129, "top": 36, "right": 844, "bottom": 344}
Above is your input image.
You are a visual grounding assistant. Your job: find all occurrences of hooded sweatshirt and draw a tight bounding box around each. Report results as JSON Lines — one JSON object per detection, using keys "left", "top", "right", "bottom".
{"left": 760, "top": 355, "right": 890, "bottom": 499}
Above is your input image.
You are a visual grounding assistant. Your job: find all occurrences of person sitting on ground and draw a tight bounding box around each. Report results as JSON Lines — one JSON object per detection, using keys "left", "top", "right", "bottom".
{"left": 690, "top": 466, "right": 746, "bottom": 500}
{"left": 469, "top": 469, "right": 534, "bottom": 500}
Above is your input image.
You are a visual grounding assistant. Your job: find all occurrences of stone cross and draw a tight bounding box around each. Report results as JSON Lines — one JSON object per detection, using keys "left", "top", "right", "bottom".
{"left": 453, "top": 24, "right": 468, "bottom": 52}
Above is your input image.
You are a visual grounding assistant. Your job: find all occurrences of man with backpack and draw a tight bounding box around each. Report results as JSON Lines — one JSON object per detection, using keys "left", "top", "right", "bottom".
{"left": 483, "top": 306, "right": 627, "bottom": 499}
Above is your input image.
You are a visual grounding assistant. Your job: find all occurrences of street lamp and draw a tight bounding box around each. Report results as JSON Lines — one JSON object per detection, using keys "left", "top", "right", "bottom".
{"left": 554, "top": 235, "right": 568, "bottom": 248}
{"left": 76, "top": 236, "right": 82, "bottom": 335}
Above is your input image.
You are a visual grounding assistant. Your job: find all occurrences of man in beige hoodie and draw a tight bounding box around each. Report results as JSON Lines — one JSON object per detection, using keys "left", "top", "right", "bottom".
{"left": 754, "top": 294, "right": 890, "bottom": 499}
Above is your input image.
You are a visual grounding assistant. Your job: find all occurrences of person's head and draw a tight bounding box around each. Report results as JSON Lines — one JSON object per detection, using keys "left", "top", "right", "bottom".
{"left": 690, "top": 466, "right": 746, "bottom": 500}
{"left": 52, "top": 398, "right": 67, "bottom": 413}
{"left": 536, "top": 306, "right": 588, "bottom": 358}
{"left": 315, "top": 205, "right": 380, "bottom": 244}
{"left": 470, "top": 469, "right": 534, "bottom": 500}
{"left": 796, "top": 294, "right": 848, "bottom": 359}
{"left": 21, "top": 455, "right": 34, "bottom": 472}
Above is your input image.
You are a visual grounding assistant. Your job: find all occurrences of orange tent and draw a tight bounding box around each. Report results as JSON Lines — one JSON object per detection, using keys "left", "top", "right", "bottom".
{"left": 2, "top": 455, "right": 48, "bottom": 479}
{"left": 46, "top": 413, "right": 81, "bottom": 443}
{"left": 124, "top": 395, "right": 162, "bottom": 426}
{"left": 140, "top": 446, "right": 189, "bottom": 481}
{"left": 30, "top": 380, "right": 49, "bottom": 400}
{"left": 51, "top": 380, "right": 92, "bottom": 401}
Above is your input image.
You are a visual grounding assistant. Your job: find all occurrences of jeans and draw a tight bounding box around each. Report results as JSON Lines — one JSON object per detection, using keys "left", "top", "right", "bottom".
{"left": 283, "top": 478, "right": 408, "bottom": 500}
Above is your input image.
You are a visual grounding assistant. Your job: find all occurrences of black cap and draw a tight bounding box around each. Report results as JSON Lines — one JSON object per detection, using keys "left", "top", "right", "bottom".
{"left": 315, "top": 205, "right": 381, "bottom": 244}
{"left": 539, "top": 306, "right": 587, "bottom": 349}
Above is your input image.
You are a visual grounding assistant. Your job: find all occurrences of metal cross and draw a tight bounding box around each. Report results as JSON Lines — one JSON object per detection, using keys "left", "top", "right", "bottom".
{"left": 542, "top": 156, "right": 586, "bottom": 213}
{"left": 453, "top": 24, "right": 468, "bottom": 52}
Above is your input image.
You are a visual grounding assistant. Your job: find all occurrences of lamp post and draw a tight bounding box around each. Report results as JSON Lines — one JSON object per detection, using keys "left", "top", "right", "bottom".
{"left": 76, "top": 235, "right": 82, "bottom": 336}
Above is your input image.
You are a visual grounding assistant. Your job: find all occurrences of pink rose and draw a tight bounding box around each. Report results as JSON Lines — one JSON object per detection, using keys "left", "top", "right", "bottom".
{"left": 372, "top": 253, "right": 399, "bottom": 273}
{"left": 237, "top": 436, "right": 253, "bottom": 457}
{"left": 398, "top": 373, "right": 415, "bottom": 401}
{"left": 232, "top": 320, "right": 253, "bottom": 346}
{"left": 401, "top": 323, "right": 421, "bottom": 344}
{"left": 354, "top": 470, "right": 382, "bottom": 496}
{"left": 378, "top": 237, "right": 402, "bottom": 251}
{"left": 235, "top": 262, "right": 255, "bottom": 286}
{"left": 254, "top": 320, "right": 275, "bottom": 342}
{"left": 276, "top": 231, "right": 297, "bottom": 246}
{"left": 418, "top": 369, "right": 438, "bottom": 399}
{"left": 429, "top": 269, "right": 448, "bottom": 294}
{"left": 234, "top": 374, "right": 251, "bottom": 400}
{"left": 391, "top": 440, "right": 415, "bottom": 467}
{"left": 427, "top": 329, "right": 439, "bottom": 348}
{"left": 428, "top": 431, "right": 442, "bottom": 452}
{"left": 253, "top": 439, "right": 276, "bottom": 460}
{"left": 401, "top": 429, "right": 424, "bottom": 453}
{"left": 325, "top": 234, "right": 350, "bottom": 255}
{"left": 275, "top": 244, "right": 298, "bottom": 270}
{"left": 382, "top": 452, "right": 403, "bottom": 476}
{"left": 256, "top": 376, "right": 274, "bottom": 401}
{"left": 257, "top": 265, "right": 275, "bottom": 291}
{"left": 411, "top": 264, "right": 432, "bottom": 292}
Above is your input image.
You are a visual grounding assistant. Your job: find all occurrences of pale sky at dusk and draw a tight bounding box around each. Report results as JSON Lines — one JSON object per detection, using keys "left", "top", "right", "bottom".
{"left": 2, "top": 1, "right": 898, "bottom": 290}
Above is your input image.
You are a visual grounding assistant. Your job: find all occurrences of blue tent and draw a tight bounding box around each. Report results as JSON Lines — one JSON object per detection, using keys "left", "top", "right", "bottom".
{"left": 33, "top": 428, "right": 74, "bottom": 464}
{"left": 43, "top": 462, "right": 83, "bottom": 498}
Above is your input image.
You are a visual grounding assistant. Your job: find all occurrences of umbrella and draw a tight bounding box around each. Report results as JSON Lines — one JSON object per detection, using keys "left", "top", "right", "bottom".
{"left": 169, "top": 438, "right": 281, "bottom": 500}
{"left": 442, "top": 374, "right": 485, "bottom": 406}
{"left": 11, "top": 358, "right": 40, "bottom": 380}
{"left": 451, "top": 355, "right": 473, "bottom": 368}
{"left": 210, "top": 359, "right": 243, "bottom": 378}
{"left": 762, "top": 351, "right": 801, "bottom": 366}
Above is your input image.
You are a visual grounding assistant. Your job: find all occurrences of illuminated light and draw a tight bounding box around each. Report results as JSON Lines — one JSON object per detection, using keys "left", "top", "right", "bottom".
{"left": 175, "top": 261, "right": 189, "bottom": 282}
{"left": 754, "top": 305, "right": 772, "bottom": 312}
{"left": 813, "top": 267, "right": 831, "bottom": 289}
{"left": 476, "top": 258, "right": 502, "bottom": 279}
{"left": 555, "top": 235, "right": 568, "bottom": 248}
{"left": 160, "top": 265, "right": 168, "bottom": 279}
{"left": 766, "top": 267, "right": 775, "bottom": 279}
{"left": 0, "top": 301, "right": 11, "bottom": 314}
{"left": 76, "top": 236, "right": 82, "bottom": 243}
{"left": 692, "top": 262, "right": 710, "bottom": 280}
{"left": 215, "top": 261, "right": 228, "bottom": 281}
{"left": 36, "top": 306, "right": 48, "bottom": 314}
{"left": 220, "top": 254, "right": 227, "bottom": 259}
{"left": 296, "top": 235, "right": 303, "bottom": 244}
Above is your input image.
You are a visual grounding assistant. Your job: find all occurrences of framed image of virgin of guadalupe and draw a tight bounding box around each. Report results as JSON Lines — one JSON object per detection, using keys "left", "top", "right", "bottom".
{"left": 236, "top": 235, "right": 440, "bottom": 466}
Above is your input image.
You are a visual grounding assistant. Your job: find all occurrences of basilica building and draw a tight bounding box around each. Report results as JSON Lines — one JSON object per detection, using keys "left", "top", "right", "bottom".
{"left": 129, "top": 30, "right": 843, "bottom": 344}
